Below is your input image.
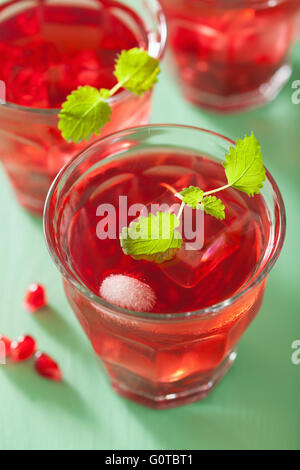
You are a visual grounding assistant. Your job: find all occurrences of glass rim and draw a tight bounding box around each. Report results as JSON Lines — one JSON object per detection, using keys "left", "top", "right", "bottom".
{"left": 44, "top": 124, "right": 286, "bottom": 321}
{"left": 200, "top": 0, "right": 292, "bottom": 6}
{"left": 0, "top": 0, "right": 167, "bottom": 115}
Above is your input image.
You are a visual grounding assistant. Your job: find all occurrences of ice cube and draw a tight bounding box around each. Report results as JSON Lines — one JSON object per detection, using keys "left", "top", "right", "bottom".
{"left": 160, "top": 214, "right": 249, "bottom": 289}
{"left": 89, "top": 173, "right": 136, "bottom": 204}
{"left": 69, "top": 50, "right": 115, "bottom": 90}
{"left": 140, "top": 168, "right": 206, "bottom": 219}
{"left": 100, "top": 274, "right": 156, "bottom": 312}
{"left": 7, "top": 66, "right": 49, "bottom": 108}
{"left": 25, "top": 40, "right": 60, "bottom": 66}
{"left": 143, "top": 164, "right": 206, "bottom": 188}
{"left": 143, "top": 164, "right": 197, "bottom": 179}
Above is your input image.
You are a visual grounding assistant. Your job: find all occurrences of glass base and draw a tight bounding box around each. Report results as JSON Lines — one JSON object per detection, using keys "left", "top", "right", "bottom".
{"left": 182, "top": 64, "right": 291, "bottom": 113}
{"left": 106, "top": 349, "right": 238, "bottom": 409}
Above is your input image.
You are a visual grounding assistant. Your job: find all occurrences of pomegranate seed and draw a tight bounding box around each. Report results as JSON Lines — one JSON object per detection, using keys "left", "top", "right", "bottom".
{"left": 23, "top": 283, "right": 47, "bottom": 312}
{"left": 34, "top": 352, "right": 62, "bottom": 381}
{"left": 0, "top": 335, "right": 12, "bottom": 360}
{"left": 10, "top": 335, "right": 37, "bottom": 362}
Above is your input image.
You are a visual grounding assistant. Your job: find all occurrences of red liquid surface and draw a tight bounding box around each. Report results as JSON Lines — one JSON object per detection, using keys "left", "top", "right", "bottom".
{"left": 66, "top": 151, "right": 270, "bottom": 313}
{"left": 53, "top": 150, "right": 272, "bottom": 406}
{"left": 0, "top": 2, "right": 143, "bottom": 108}
{"left": 161, "top": 0, "right": 300, "bottom": 105}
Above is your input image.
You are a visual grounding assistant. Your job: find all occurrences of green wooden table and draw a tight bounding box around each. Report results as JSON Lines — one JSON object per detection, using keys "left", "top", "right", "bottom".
{"left": 1, "top": 45, "right": 300, "bottom": 451}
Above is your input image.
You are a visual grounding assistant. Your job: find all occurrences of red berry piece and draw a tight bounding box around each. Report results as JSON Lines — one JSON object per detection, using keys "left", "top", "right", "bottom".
{"left": 0, "top": 335, "right": 12, "bottom": 360}
{"left": 35, "top": 352, "right": 62, "bottom": 382}
{"left": 23, "top": 283, "right": 47, "bottom": 313}
{"left": 10, "top": 335, "right": 37, "bottom": 362}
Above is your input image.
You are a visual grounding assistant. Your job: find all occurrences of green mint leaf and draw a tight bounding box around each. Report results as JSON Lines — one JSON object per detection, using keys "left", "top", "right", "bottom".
{"left": 58, "top": 86, "right": 112, "bottom": 143}
{"left": 202, "top": 196, "right": 225, "bottom": 220}
{"left": 120, "top": 212, "right": 182, "bottom": 263}
{"left": 179, "top": 186, "right": 204, "bottom": 209}
{"left": 223, "top": 133, "right": 266, "bottom": 196}
{"left": 99, "top": 88, "right": 111, "bottom": 100}
{"left": 114, "top": 48, "right": 160, "bottom": 96}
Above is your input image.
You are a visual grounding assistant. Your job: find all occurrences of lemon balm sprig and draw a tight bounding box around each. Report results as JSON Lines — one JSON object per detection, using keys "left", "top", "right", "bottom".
{"left": 58, "top": 48, "right": 160, "bottom": 143}
{"left": 175, "top": 133, "right": 266, "bottom": 219}
{"left": 120, "top": 133, "right": 266, "bottom": 263}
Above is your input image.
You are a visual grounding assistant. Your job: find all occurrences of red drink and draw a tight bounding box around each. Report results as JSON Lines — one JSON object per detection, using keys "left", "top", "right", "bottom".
{"left": 44, "top": 126, "right": 286, "bottom": 408}
{"left": 67, "top": 153, "right": 268, "bottom": 313}
{"left": 161, "top": 0, "right": 300, "bottom": 112}
{"left": 0, "top": 0, "right": 166, "bottom": 215}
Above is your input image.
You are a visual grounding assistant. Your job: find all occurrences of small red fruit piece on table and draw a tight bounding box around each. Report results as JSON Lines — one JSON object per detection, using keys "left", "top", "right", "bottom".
{"left": 10, "top": 335, "right": 37, "bottom": 362}
{"left": 23, "top": 283, "right": 47, "bottom": 312}
{"left": 0, "top": 335, "right": 12, "bottom": 360}
{"left": 34, "top": 352, "right": 62, "bottom": 382}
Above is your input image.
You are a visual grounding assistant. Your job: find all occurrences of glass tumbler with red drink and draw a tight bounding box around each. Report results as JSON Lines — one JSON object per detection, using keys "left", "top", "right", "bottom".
{"left": 44, "top": 125, "right": 286, "bottom": 409}
{"left": 161, "top": 0, "right": 300, "bottom": 112}
{"left": 0, "top": 0, "right": 166, "bottom": 215}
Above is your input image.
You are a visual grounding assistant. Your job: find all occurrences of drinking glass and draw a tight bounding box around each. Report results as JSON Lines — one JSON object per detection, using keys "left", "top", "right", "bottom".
{"left": 161, "top": 0, "right": 300, "bottom": 112}
{"left": 44, "top": 125, "right": 286, "bottom": 409}
{"left": 0, "top": 0, "right": 166, "bottom": 215}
